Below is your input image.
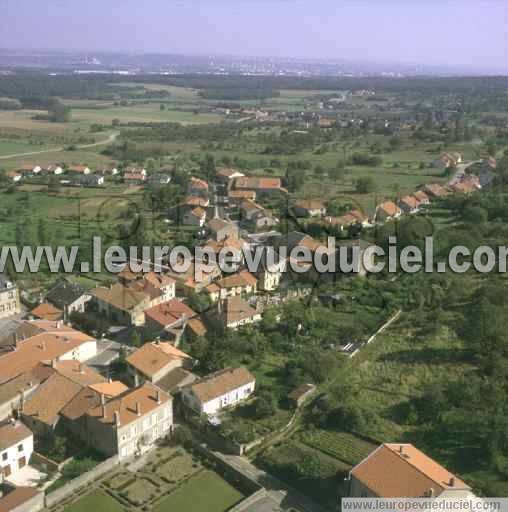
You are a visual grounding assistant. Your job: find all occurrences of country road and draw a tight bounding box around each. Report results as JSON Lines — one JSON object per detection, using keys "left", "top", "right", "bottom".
{"left": 0, "top": 131, "right": 119, "bottom": 161}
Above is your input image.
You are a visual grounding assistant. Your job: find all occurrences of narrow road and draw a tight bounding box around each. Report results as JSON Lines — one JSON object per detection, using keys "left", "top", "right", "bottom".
{"left": 212, "top": 450, "right": 328, "bottom": 512}
{"left": 0, "top": 131, "right": 119, "bottom": 160}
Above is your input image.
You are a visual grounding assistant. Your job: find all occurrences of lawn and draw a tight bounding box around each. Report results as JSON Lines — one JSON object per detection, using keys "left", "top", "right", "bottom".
{"left": 152, "top": 470, "right": 244, "bottom": 512}
{"left": 63, "top": 491, "right": 124, "bottom": 512}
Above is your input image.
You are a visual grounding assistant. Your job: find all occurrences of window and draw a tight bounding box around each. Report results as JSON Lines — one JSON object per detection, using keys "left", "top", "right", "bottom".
{"left": 18, "top": 444, "right": 23, "bottom": 452}
{"left": 1, "top": 452, "right": 7, "bottom": 461}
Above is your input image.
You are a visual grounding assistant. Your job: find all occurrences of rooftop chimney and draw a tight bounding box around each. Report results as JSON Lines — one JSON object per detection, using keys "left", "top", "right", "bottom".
{"left": 40, "top": 341, "right": 46, "bottom": 351}
{"left": 156, "top": 390, "right": 161, "bottom": 405}
{"left": 51, "top": 359, "right": 57, "bottom": 369}
{"left": 135, "top": 402, "right": 141, "bottom": 416}
{"left": 79, "top": 363, "right": 85, "bottom": 374}
{"left": 399, "top": 445, "right": 404, "bottom": 455}
{"left": 449, "top": 477, "right": 455, "bottom": 487}
{"left": 100, "top": 394, "right": 106, "bottom": 406}
{"left": 114, "top": 411, "right": 121, "bottom": 427}
{"left": 101, "top": 404, "right": 107, "bottom": 419}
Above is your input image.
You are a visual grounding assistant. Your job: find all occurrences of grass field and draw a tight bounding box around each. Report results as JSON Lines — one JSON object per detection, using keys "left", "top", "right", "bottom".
{"left": 63, "top": 491, "right": 123, "bottom": 512}
{"left": 152, "top": 470, "right": 244, "bottom": 512}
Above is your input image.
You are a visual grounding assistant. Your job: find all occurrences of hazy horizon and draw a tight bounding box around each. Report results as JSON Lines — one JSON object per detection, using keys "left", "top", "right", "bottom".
{"left": 1, "top": 0, "right": 507, "bottom": 73}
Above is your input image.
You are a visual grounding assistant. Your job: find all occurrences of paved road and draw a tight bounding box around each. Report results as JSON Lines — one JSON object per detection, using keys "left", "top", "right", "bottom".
{"left": 213, "top": 450, "right": 328, "bottom": 512}
{"left": 0, "top": 131, "right": 119, "bottom": 160}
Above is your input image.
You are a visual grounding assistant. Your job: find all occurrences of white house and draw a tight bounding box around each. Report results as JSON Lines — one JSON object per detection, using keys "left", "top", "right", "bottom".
{"left": 0, "top": 420, "right": 34, "bottom": 479}
{"left": 182, "top": 367, "right": 255, "bottom": 416}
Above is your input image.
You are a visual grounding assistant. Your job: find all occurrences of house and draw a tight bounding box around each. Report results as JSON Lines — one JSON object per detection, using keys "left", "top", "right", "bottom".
{"left": 30, "top": 303, "right": 63, "bottom": 322}
{"left": 413, "top": 191, "right": 430, "bottom": 206}
{"left": 0, "top": 275, "right": 20, "bottom": 320}
{"left": 432, "top": 152, "right": 462, "bottom": 170}
{"left": 188, "top": 177, "right": 209, "bottom": 197}
{"left": 144, "top": 299, "right": 196, "bottom": 333}
{"left": 221, "top": 296, "right": 261, "bottom": 330}
{"left": 0, "top": 324, "right": 97, "bottom": 386}
{"left": 348, "top": 443, "right": 473, "bottom": 498}
{"left": 0, "top": 485, "right": 44, "bottom": 512}
{"left": 375, "top": 201, "right": 402, "bottom": 222}
{"left": 45, "top": 279, "right": 91, "bottom": 321}
{"left": 232, "top": 176, "right": 286, "bottom": 196}
{"left": 228, "top": 190, "right": 256, "bottom": 206}
{"left": 93, "top": 284, "right": 151, "bottom": 326}
{"left": 288, "top": 383, "right": 316, "bottom": 408}
{"left": 154, "top": 368, "right": 197, "bottom": 396}
{"left": 67, "top": 165, "right": 91, "bottom": 175}
{"left": 21, "top": 361, "right": 106, "bottom": 434}
{"left": 422, "top": 183, "right": 451, "bottom": 199}
{"left": 5, "top": 171, "right": 22, "bottom": 183}
{"left": 204, "top": 238, "right": 249, "bottom": 268}
{"left": 126, "top": 272, "right": 176, "bottom": 308}
{"left": 0, "top": 420, "right": 33, "bottom": 480}
{"left": 183, "top": 207, "right": 207, "bottom": 227}
{"left": 250, "top": 209, "right": 279, "bottom": 230}
{"left": 98, "top": 166, "right": 119, "bottom": 176}
{"left": 147, "top": 173, "right": 172, "bottom": 186}
{"left": 216, "top": 167, "right": 245, "bottom": 186}
{"left": 46, "top": 165, "right": 63, "bottom": 175}
{"left": 60, "top": 379, "right": 128, "bottom": 440}
{"left": 85, "top": 382, "right": 173, "bottom": 460}
{"left": 123, "top": 168, "right": 147, "bottom": 185}
{"left": 252, "top": 249, "right": 286, "bottom": 291}
{"left": 206, "top": 219, "right": 239, "bottom": 242}
{"left": 126, "top": 340, "right": 193, "bottom": 385}
{"left": 398, "top": 195, "right": 419, "bottom": 214}
{"left": 166, "top": 259, "right": 222, "bottom": 295}
{"left": 317, "top": 117, "right": 336, "bottom": 128}
{"left": 239, "top": 199, "right": 264, "bottom": 222}
{"left": 75, "top": 174, "right": 104, "bottom": 187}
{"left": 293, "top": 200, "right": 327, "bottom": 218}
{"left": 211, "top": 271, "right": 257, "bottom": 301}
{"left": 16, "top": 165, "right": 41, "bottom": 177}
{"left": 182, "top": 367, "right": 255, "bottom": 416}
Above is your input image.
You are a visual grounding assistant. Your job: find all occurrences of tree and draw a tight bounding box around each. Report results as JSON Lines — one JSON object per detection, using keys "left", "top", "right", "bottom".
{"left": 355, "top": 177, "right": 376, "bottom": 194}
{"left": 296, "top": 453, "right": 322, "bottom": 479}
{"left": 254, "top": 389, "right": 277, "bottom": 418}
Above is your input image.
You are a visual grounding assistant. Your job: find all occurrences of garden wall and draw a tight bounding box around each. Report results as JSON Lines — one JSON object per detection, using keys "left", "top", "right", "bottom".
{"left": 44, "top": 455, "right": 120, "bottom": 509}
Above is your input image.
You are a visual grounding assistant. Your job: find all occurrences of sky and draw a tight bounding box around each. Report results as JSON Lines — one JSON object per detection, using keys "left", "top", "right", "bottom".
{"left": 1, "top": 0, "right": 507, "bottom": 72}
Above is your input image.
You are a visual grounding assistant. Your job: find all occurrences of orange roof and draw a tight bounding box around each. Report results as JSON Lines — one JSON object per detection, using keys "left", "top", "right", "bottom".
{"left": 0, "top": 328, "right": 94, "bottom": 385}
{"left": 377, "top": 201, "right": 401, "bottom": 217}
{"left": 93, "top": 283, "right": 149, "bottom": 312}
{"left": 182, "top": 196, "right": 209, "bottom": 207}
{"left": 31, "top": 302, "right": 63, "bottom": 321}
{"left": 188, "top": 367, "right": 255, "bottom": 403}
{"left": 399, "top": 195, "right": 419, "bottom": 209}
{"left": 234, "top": 177, "right": 282, "bottom": 190}
{"left": 186, "top": 317, "right": 207, "bottom": 337}
{"left": 144, "top": 299, "right": 196, "bottom": 328}
{"left": 49, "top": 360, "right": 106, "bottom": 387}
{"left": 351, "top": 443, "right": 470, "bottom": 497}
{"left": 0, "top": 487, "right": 41, "bottom": 512}
{"left": 190, "top": 177, "right": 209, "bottom": 189}
{"left": 224, "top": 296, "right": 260, "bottom": 325}
{"left": 413, "top": 191, "right": 429, "bottom": 203}
{"left": 217, "top": 167, "right": 243, "bottom": 178}
{"left": 86, "top": 382, "right": 171, "bottom": 427}
{"left": 189, "top": 206, "right": 206, "bottom": 218}
{"left": 294, "top": 199, "right": 326, "bottom": 210}
{"left": 127, "top": 341, "right": 192, "bottom": 378}
{"left": 228, "top": 190, "right": 256, "bottom": 200}
{"left": 88, "top": 380, "right": 129, "bottom": 398}
{"left": 423, "top": 183, "right": 450, "bottom": 198}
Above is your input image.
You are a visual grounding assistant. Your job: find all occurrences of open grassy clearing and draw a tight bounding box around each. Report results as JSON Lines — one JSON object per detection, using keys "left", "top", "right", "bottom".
{"left": 152, "top": 470, "right": 244, "bottom": 512}
{"left": 63, "top": 491, "right": 124, "bottom": 512}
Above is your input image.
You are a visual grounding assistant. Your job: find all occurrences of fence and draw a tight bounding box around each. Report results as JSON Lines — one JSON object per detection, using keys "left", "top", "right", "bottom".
{"left": 44, "top": 455, "right": 120, "bottom": 509}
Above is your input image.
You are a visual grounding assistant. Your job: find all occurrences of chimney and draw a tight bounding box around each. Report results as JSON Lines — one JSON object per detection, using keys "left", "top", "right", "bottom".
{"left": 428, "top": 488, "right": 435, "bottom": 497}
{"left": 101, "top": 404, "right": 107, "bottom": 419}
{"left": 79, "top": 363, "right": 85, "bottom": 374}
{"left": 108, "top": 377, "right": 113, "bottom": 383}
{"left": 156, "top": 390, "right": 161, "bottom": 405}
{"left": 100, "top": 394, "right": 106, "bottom": 406}
{"left": 51, "top": 359, "right": 57, "bottom": 369}
{"left": 399, "top": 445, "right": 404, "bottom": 455}
{"left": 40, "top": 341, "right": 46, "bottom": 351}
{"left": 449, "top": 477, "right": 455, "bottom": 487}
{"left": 155, "top": 336, "right": 160, "bottom": 345}
{"left": 56, "top": 320, "right": 62, "bottom": 329}
{"left": 135, "top": 402, "right": 141, "bottom": 416}
{"left": 114, "top": 411, "right": 121, "bottom": 427}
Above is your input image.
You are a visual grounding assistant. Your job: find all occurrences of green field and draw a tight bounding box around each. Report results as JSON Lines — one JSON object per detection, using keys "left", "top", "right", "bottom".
{"left": 63, "top": 491, "right": 123, "bottom": 512}
{"left": 152, "top": 470, "right": 244, "bottom": 512}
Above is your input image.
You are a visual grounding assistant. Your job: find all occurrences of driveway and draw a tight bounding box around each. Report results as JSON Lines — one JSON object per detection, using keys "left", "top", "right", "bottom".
{"left": 7, "top": 465, "right": 47, "bottom": 487}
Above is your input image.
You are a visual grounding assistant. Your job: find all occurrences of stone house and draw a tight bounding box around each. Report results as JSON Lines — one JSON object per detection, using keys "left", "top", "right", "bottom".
{"left": 93, "top": 284, "right": 150, "bottom": 326}
{"left": 0, "top": 276, "right": 20, "bottom": 321}
{"left": 85, "top": 383, "right": 173, "bottom": 460}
